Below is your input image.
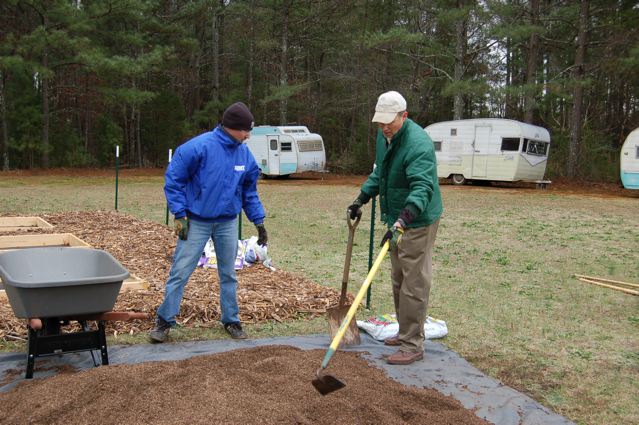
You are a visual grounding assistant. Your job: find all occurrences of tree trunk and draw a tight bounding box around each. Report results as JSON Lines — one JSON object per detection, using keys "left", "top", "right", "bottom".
{"left": 505, "top": 37, "right": 513, "bottom": 118}
{"left": 453, "top": 1, "right": 467, "bottom": 120}
{"left": 247, "top": 0, "right": 256, "bottom": 110}
{"left": 122, "top": 106, "right": 129, "bottom": 165}
{"left": 136, "top": 105, "right": 142, "bottom": 167}
{"left": 0, "top": 70, "right": 8, "bottom": 170}
{"left": 523, "top": 0, "right": 540, "bottom": 123}
{"left": 84, "top": 73, "right": 90, "bottom": 152}
{"left": 279, "top": 1, "right": 290, "bottom": 125}
{"left": 568, "top": 0, "right": 589, "bottom": 177}
{"left": 41, "top": 49, "right": 50, "bottom": 168}
{"left": 211, "top": 3, "right": 221, "bottom": 112}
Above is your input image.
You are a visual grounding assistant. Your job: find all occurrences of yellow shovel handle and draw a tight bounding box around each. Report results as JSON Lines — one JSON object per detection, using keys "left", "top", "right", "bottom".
{"left": 320, "top": 241, "right": 390, "bottom": 369}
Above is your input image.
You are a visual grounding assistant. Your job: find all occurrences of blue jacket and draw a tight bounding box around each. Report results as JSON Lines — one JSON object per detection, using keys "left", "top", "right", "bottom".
{"left": 164, "top": 126, "right": 265, "bottom": 224}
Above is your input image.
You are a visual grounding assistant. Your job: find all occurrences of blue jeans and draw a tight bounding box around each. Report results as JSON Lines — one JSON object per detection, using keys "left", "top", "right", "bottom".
{"left": 157, "top": 218, "right": 240, "bottom": 327}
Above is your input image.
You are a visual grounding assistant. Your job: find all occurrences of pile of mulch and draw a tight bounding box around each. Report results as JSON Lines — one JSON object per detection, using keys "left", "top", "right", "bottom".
{"left": 0, "top": 345, "right": 489, "bottom": 425}
{"left": 0, "top": 211, "right": 346, "bottom": 341}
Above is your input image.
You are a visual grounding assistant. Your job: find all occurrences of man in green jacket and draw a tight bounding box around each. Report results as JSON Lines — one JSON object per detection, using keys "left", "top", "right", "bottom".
{"left": 348, "top": 90, "right": 443, "bottom": 365}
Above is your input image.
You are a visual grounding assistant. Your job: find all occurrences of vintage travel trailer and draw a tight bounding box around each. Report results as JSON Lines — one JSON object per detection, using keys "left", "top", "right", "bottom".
{"left": 620, "top": 128, "right": 639, "bottom": 189}
{"left": 424, "top": 118, "right": 551, "bottom": 187}
{"left": 246, "top": 126, "right": 326, "bottom": 177}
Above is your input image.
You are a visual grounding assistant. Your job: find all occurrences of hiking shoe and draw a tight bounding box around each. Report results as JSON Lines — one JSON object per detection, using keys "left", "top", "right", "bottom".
{"left": 386, "top": 349, "right": 424, "bottom": 365}
{"left": 224, "top": 323, "right": 247, "bottom": 339}
{"left": 149, "top": 320, "right": 171, "bottom": 343}
{"left": 384, "top": 334, "right": 401, "bottom": 346}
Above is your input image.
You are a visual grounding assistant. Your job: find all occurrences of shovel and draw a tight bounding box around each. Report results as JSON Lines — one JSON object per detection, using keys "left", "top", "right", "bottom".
{"left": 326, "top": 212, "right": 361, "bottom": 347}
{"left": 312, "top": 240, "right": 390, "bottom": 395}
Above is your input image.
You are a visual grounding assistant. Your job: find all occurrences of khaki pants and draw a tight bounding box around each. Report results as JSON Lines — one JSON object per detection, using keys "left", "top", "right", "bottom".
{"left": 390, "top": 219, "right": 439, "bottom": 352}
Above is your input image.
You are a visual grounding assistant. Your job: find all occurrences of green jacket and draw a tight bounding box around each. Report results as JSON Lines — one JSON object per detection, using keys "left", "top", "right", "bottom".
{"left": 360, "top": 118, "right": 443, "bottom": 228}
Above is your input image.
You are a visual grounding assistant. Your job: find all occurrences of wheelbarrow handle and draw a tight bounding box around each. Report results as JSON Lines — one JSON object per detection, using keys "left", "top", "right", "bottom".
{"left": 321, "top": 241, "right": 390, "bottom": 370}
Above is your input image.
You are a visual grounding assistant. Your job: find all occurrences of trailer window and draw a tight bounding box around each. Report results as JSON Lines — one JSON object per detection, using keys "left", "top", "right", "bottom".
{"left": 298, "top": 140, "right": 323, "bottom": 152}
{"left": 636, "top": 146, "right": 639, "bottom": 159}
{"left": 281, "top": 142, "right": 292, "bottom": 152}
{"left": 526, "top": 140, "right": 549, "bottom": 156}
{"left": 501, "top": 138, "right": 520, "bottom": 151}
{"left": 450, "top": 129, "right": 457, "bottom": 136}
{"left": 522, "top": 139, "right": 528, "bottom": 152}
{"left": 269, "top": 139, "right": 278, "bottom": 150}
{"left": 433, "top": 141, "right": 442, "bottom": 152}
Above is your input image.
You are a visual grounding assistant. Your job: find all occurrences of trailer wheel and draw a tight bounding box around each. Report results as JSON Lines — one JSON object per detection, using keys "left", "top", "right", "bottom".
{"left": 451, "top": 174, "right": 466, "bottom": 185}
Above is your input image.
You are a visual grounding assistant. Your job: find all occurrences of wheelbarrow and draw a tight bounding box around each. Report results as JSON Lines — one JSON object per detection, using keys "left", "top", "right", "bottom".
{"left": 0, "top": 247, "right": 149, "bottom": 378}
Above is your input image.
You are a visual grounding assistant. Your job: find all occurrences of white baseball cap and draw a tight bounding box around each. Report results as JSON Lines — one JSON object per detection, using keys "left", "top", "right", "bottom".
{"left": 372, "top": 91, "right": 407, "bottom": 124}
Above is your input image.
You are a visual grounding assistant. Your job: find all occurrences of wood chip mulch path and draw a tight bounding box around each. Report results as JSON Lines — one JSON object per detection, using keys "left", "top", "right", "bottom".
{"left": 0, "top": 211, "right": 346, "bottom": 341}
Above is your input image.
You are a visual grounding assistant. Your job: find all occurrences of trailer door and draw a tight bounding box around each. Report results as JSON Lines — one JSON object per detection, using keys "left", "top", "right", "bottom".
{"left": 472, "top": 125, "right": 491, "bottom": 177}
{"left": 268, "top": 136, "right": 280, "bottom": 175}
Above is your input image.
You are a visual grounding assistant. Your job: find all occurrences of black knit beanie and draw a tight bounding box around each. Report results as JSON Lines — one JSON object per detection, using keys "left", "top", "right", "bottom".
{"left": 222, "top": 102, "right": 254, "bottom": 131}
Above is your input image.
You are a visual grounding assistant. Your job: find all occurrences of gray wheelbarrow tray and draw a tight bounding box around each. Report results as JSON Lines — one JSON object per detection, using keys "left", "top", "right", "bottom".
{"left": 0, "top": 247, "right": 129, "bottom": 318}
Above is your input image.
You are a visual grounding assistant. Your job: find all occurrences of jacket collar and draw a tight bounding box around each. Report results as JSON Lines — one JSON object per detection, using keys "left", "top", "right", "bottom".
{"left": 389, "top": 119, "right": 410, "bottom": 144}
{"left": 214, "top": 125, "right": 241, "bottom": 149}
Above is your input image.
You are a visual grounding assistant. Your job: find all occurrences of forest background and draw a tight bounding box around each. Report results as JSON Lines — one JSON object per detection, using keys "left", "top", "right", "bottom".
{"left": 1, "top": 0, "right": 637, "bottom": 182}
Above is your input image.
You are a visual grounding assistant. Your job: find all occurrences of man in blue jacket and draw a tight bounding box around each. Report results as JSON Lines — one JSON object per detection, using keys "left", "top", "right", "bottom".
{"left": 149, "top": 102, "right": 267, "bottom": 342}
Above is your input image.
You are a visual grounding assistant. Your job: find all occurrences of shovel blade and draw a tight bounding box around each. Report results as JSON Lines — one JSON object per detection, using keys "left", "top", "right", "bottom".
{"left": 327, "top": 305, "right": 361, "bottom": 347}
{"left": 312, "top": 373, "right": 346, "bottom": 395}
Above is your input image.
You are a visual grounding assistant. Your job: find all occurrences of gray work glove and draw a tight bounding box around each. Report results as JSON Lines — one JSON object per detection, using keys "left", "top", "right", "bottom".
{"left": 380, "top": 225, "right": 404, "bottom": 250}
{"left": 174, "top": 217, "right": 188, "bottom": 240}
{"left": 380, "top": 208, "right": 414, "bottom": 250}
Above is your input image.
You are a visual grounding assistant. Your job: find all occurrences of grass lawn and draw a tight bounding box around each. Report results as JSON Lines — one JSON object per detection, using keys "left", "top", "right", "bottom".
{"left": 0, "top": 170, "right": 638, "bottom": 425}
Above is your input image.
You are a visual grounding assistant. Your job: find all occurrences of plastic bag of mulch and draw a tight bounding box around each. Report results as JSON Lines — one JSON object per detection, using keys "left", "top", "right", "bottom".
{"left": 197, "top": 238, "right": 247, "bottom": 270}
{"left": 244, "top": 236, "right": 276, "bottom": 271}
{"left": 356, "top": 314, "right": 448, "bottom": 341}
{"left": 197, "top": 236, "right": 276, "bottom": 271}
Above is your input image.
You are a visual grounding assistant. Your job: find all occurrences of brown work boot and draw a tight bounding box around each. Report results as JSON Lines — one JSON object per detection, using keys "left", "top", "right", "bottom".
{"left": 384, "top": 334, "right": 401, "bottom": 346}
{"left": 386, "top": 349, "right": 424, "bottom": 365}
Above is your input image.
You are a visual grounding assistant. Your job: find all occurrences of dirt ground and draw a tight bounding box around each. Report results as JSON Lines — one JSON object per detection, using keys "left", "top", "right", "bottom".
{"left": 3, "top": 167, "right": 636, "bottom": 199}
{"left": 0, "top": 346, "right": 490, "bottom": 425}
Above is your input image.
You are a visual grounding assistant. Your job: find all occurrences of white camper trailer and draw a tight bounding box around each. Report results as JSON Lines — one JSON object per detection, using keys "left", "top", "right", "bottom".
{"left": 246, "top": 126, "right": 326, "bottom": 177}
{"left": 425, "top": 118, "right": 551, "bottom": 187}
{"left": 620, "top": 128, "right": 639, "bottom": 189}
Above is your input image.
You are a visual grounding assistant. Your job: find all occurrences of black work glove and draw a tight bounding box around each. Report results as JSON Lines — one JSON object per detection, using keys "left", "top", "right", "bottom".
{"left": 347, "top": 198, "right": 364, "bottom": 220}
{"left": 174, "top": 217, "right": 189, "bottom": 240}
{"left": 256, "top": 223, "right": 268, "bottom": 246}
{"left": 380, "top": 225, "right": 404, "bottom": 250}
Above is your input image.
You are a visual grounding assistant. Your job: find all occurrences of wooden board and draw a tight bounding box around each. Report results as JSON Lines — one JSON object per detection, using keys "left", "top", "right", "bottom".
{"left": 0, "top": 216, "right": 54, "bottom": 232}
{"left": 0, "top": 233, "right": 90, "bottom": 250}
{"left": 119, "top": 274, "right": 150, "bottom": 292}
